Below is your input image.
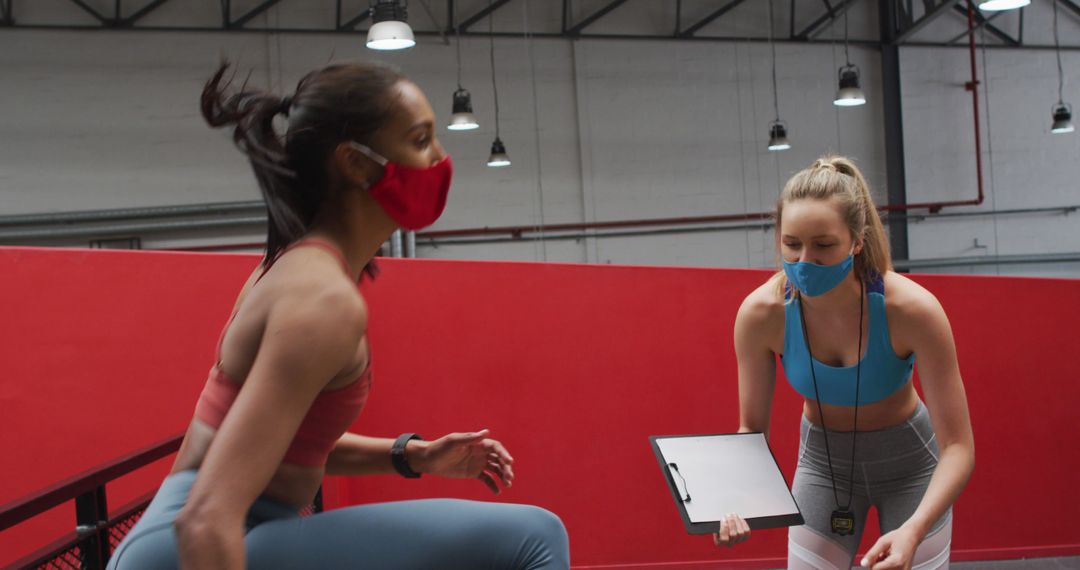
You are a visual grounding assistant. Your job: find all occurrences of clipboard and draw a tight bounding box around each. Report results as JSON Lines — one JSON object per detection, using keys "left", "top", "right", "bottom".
{"left": 650, "top": 433, "right": 803, "bottom": 535}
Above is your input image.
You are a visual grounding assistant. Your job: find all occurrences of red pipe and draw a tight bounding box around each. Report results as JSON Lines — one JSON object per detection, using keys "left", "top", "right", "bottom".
{"left": 419, "top": 2, "right": 986, "bottom": 240}
{"left": 175, "top": 10, "right": 989, "bottom": 247}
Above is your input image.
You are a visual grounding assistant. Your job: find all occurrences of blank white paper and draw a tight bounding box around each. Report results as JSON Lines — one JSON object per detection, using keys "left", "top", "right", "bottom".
{"left": 655, "top": 433, "right": 798, "bottom": 523}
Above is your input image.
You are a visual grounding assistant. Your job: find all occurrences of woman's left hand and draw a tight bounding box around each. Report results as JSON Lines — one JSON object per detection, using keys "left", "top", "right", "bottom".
{"left": 860, "top": 526, "right": 922, "bottom": 570}
{"left": 414, "top": 429, "right": 514, "bottom": 494}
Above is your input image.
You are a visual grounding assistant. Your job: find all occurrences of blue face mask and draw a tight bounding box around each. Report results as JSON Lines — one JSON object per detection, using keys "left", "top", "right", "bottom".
{"left": 783, "top": 251, "right": 854, "bottom": 297}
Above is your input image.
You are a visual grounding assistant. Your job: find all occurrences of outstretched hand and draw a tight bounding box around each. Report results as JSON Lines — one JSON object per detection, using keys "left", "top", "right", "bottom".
{"left": 861, "top": 526, "right": 921, "bottom": 570}
{"left": 416, "top": 429, "right": 514, "bottom": 494}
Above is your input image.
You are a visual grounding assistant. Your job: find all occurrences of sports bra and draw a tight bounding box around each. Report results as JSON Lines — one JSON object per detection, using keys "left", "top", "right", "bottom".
{"left": 192, "top": 239, "right": 372, "bottom": 466}
{"left": 780, "top": 274, "right": 915, "bottom": 406}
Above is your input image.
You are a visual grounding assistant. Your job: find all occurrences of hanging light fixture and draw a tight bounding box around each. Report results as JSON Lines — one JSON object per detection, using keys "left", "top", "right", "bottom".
{"left": 447, "top": 17, "right": 479, "bottom": 130}
{"left": 1052, "top": 104, "right": 1075, "bottom": 134}
{"left": 366, "top": 0, "right": 415, "bottom": 51}
{"left": 486, "top": 0, "right": 510, "bottom": 167}
{"left": 766, "top": 0, "right": 790, "bottom": 151}
{"left": 833, "top": 4, "right": 866, "bottom": 107}
{"left": 1050, "top": 0, "right": 1075, "bottom": 134}
{"left": 768, "top": 121, "right": 792, "bottom": 151}
{"left": 449, "top": 88, "right": 480, "bottom": 130}
{"left": 976, "top": 0, "right": 1030, "bottom": 11}
{"left": 488, "top": 137, "right": 511, "bottom": 166}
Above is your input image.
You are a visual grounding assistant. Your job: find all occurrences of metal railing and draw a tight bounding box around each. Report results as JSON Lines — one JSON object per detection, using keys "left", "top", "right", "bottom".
{"left": 0, "top": 435, "right": 183, "bottom": 570}
{"left": 1, "top": 434, "right": 326, "bottom": 569}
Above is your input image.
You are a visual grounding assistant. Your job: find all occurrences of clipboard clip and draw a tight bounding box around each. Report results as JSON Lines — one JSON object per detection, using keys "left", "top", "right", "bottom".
{"left": 667, "top": 462, "right": 691, "bottom": 503}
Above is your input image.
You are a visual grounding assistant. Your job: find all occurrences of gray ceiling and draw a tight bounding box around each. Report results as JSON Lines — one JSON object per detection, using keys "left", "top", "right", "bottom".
{"left": 2, "top": 0, "right": 1079, "bottom": 49}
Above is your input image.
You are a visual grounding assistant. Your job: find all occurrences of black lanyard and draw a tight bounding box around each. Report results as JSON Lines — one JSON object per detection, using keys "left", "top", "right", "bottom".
{"left": 796, "top": 281, "right": 863, "bottom": 535}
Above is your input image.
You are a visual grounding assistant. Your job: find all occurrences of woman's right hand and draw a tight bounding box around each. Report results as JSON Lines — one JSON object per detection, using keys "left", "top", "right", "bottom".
{"left": 713, "top": 514, "right": 751, "bottom": 547}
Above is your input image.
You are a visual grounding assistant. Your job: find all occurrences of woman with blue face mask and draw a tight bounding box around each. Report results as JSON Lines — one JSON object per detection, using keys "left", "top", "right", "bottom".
{"left": 712, "top": 156, "right": 974, "bottom": 570}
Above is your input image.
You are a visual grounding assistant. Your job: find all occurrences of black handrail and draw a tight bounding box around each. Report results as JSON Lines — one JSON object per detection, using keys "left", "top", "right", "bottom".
{"left": 1, "top": 432, "right": 323, "bottom": 569}
{"left": 0, "top": 434, "right": 183, "bottom": 532}
{"left": 5, "top": 490, "right": 156, "bottom": 569}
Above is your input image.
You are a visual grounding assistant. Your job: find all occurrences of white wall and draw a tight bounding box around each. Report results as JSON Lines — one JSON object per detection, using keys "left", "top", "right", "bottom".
{"left": 1, "top": 5, "right": 1078, "bottom": 276}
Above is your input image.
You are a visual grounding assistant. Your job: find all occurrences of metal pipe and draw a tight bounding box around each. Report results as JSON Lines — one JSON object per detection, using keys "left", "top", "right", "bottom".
{"left": 405, "top": 230, "right": 417, "bottom": 258}
{"left": 390, "top": 229, "right": 403, "bottom": 257}
{"left": 6, "top": 203, "right": 1076, "bottom": 245}
{"left": 152, "top": 205, "right": 1080, "bottom": 251}
{"left": 893, "top": 252, "right": 1080, "bottom": 270}
{"left": 0, "top": 215, "right": 266, "bottom": 241}
{"left": 0, "top": 201, "right": 263, "bottom": 227}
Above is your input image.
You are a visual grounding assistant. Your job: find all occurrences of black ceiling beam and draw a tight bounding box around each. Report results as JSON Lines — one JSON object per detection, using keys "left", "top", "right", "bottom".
{"left": 894, "top": 0, "right": 956, "bottom": 44}
{"left": 120, "top": 0, "right": 171, "bottom": 26}
{"left": 566, "top": 0, "right": 629, "bottom": 36}
{"left": 66, "top": 0, "right": 110, "bottom": 24}
{"left": 945, "top": 7, "right": 1003, "bottom": 43}
{"left": 821, "top": 0, "right": 834, "bottom": 19}
{"left": 790, "top": 0, "right": 796, "bottom": 38}
{"left": 413, "top": 0, "right": 446, "bottom": 43}
{"left": 338, "top": 8, "right": 370, "bottom": 30}
{"left": 952, "top": 4, "right": 1018, "bottom": 45}
{"left": 1, "top": 0, "right": 12, "bottom": 25}
{"left": 8, "top": 23, "right": 1080, "bottom": 48}
{"left": 793, "top": 0, "right": 858, "bottom": 40}
{"left": 458, "top": 0, "right": 512, "bottom": 32}
{"left": 230, "top": 0, "right": 282, "bottom": 28}
{"left": 678, "top": 0, "right": 748, "bottom": 37}
{"left": 1060, "top": 0, "right": 1080, "bottom": 21}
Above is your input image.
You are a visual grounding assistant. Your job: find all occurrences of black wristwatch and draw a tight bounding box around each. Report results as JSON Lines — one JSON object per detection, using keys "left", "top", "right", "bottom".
{"left": 391, "top": 433, "right": 423, "bottom": 478}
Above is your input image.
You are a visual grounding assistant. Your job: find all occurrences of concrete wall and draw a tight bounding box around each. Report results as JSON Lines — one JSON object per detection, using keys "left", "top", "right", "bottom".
{"left": 1, "top": 1, "right": 1078, "bottom": 275}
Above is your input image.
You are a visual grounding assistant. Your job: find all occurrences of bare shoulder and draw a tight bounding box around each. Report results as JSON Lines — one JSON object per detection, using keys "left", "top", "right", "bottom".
{"left": 739, "top": 274, "right": 786, "bottom": 321}
{"left": 735, "top": 274, "right": 786, "bottom": 351}
{"left": 882, "top": 271, "right": 947, "bottom": 325}
{"left": 262, "top": 251, "right": 369, "bottom": 344}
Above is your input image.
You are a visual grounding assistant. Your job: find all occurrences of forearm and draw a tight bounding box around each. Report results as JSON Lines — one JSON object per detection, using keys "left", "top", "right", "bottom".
{"left": 902, "top": 442, "right": 974, "bottom": 537}
{"left": 324, "top": 432, "right": 430, "bottom": 476}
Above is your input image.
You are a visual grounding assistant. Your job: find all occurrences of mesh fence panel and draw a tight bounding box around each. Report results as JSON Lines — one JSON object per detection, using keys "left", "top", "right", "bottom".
{"left": 21, "top": 493, "right": 316, "bottom": 568}
{"left": 107, "top": 510, "right": 145, "bottom": 553}
{"left": 35, "top": 545, "right": 85, "bottom": 569}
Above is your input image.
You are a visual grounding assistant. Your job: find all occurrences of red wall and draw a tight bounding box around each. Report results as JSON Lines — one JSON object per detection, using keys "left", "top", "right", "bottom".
{"left": 2, "top": 246, "right": 1078, "bottom": 568}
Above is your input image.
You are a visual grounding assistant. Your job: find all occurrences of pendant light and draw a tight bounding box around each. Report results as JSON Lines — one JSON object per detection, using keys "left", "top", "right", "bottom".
{"left": 976, "top": 0, "right": 1030, "bottom": 11}
{"left": 833, "top": 3, "right": 866, "bottom": 107}
{"left": 366, "top": 0, "right": 415, "bottom": 51}
{"left": 767, "top": 0, "right": 790, "bottom": 151}
{"left": 1051, "top": 0, "right": 1075, "bottom": 134}
{"left": 448, "top": 17, "right": 479, "bottom": 130}
{"left": 486, "top": 0, "right": 510, "bottom": 167}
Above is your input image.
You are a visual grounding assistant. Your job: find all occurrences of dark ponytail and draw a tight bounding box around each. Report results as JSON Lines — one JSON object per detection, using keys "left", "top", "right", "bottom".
{"left": 200, "top": 61, "right": 404, "bottom": 272}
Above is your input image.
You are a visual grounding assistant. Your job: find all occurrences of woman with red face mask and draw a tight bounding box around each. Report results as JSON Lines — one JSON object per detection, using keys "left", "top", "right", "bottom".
{"left": 106, "top": 63, "right": 569, "bottom": 570}
{"left": 712, "top": 156, "right": 973, "bottom": 570}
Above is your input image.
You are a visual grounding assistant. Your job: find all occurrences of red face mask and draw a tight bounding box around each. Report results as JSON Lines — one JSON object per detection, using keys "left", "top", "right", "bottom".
{"left": 350, "top": 142, "right": 453, "bottom": 230}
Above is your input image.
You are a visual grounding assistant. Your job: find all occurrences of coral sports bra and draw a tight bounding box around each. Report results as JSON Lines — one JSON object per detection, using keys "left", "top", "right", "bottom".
{"left": 193, "top": 239, "right": 372, "bottom": 466}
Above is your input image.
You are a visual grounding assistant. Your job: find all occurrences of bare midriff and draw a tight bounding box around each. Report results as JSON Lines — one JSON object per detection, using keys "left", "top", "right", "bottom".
{"left": 802, "top": 381, "right": 920, "bottom": 432}
{"left": 171, "top": 419, "right": 323, "bottom": 510}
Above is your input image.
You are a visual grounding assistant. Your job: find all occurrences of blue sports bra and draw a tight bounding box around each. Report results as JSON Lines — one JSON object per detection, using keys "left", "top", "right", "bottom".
{"left": 780, "top": 274, "right": 915, "bottom": 406}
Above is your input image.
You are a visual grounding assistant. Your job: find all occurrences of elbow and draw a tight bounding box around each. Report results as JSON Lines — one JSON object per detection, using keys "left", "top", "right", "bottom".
{"left": 174, "top": 504, "right": 230, "bottom": 554}
{"left": 174, "top": 506, "right": 211, "bottom": 548}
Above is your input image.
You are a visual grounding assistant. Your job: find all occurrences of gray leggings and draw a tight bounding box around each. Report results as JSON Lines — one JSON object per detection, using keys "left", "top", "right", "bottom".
{"left": 106, "top": 470, "right": 569, "bottom": 570}
{"left": 789, "top": 400, "right": 952, "bottom": 569}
